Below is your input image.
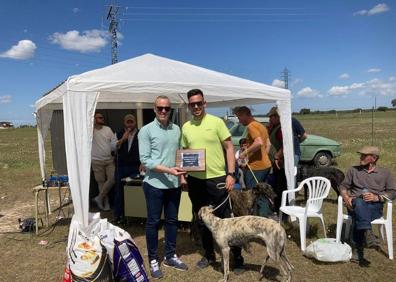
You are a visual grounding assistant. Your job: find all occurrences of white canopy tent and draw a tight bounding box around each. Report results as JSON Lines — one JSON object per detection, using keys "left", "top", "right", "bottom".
{"left": 35, "top": 53, "right": 294, "bottom": 227}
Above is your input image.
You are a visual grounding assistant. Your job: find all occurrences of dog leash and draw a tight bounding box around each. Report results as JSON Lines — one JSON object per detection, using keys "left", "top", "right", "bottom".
{"left": 211, "top": 183, "right": 234, "bottom": 217}
{"left": 246, "top": 163, "right": 260, "bottom": 184}
{"left": 246, "top": 163, "right": 275, "bottom": 208}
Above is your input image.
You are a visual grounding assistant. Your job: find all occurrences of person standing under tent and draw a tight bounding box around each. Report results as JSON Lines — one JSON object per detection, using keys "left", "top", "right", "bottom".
{"left": 138, "top": 95, "right": 188, "bottom": 279}
{"left": 234, "top": 106, "right": 273, "bottom": 217}
{"left": 114, "top": 114, "right": 141, "bottom": 224}
{"left": 91, "top": 112, "right": 117, "bottom": 211}
{"left": 181, "top": 89, "right": 244, "bottom": 273}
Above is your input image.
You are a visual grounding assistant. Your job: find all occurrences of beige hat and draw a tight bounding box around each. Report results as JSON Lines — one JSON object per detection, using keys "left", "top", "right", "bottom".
{"left": 124, "top": 114, "right": 136, "bottom": 122}
{"left": 357, "top": 146, "right": 380, "bottom": 156}
{"left": 267, "top": 106, "right": 279, "bottom": 117}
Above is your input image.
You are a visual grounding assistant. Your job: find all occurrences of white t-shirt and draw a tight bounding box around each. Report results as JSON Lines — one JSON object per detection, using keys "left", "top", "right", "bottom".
{"left": 92, "top": 125, "right": 117, "bottom": 161}
{"left": 235, "top": 149, "right": 248, "bottom": 167}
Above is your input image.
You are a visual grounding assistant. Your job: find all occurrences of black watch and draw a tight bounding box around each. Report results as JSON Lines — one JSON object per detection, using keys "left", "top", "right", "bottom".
{"left": 226, "top": 172, "right": 236, "bottom": 178}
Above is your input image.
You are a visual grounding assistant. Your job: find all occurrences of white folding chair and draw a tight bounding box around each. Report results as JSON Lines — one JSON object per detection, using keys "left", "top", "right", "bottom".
{"left": 336, "top": 195, "right": 393, "bottom": 259}
{"left": 279, "top": 176, "right": 331, "bottom": 251}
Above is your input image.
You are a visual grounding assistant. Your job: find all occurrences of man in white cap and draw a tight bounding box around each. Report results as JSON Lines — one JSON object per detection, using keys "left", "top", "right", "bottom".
{"left": 114, "top": 114, "right": 141, "bottom": 224}
{"left": 339, "top": 146, "right": 396, "bottom": 266}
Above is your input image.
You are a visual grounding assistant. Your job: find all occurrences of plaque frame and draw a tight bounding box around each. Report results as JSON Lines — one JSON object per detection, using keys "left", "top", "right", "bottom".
{"left": 176, "top": 149, "right": 206, "bottom": 172}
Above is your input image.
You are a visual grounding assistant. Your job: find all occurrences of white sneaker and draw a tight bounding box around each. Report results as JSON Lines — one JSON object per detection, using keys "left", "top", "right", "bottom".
{"left": 150, "top": 259, "right": 163, "bottom": 279}
{"left": 93, "top": 195, "right": 104, "bottom": 210}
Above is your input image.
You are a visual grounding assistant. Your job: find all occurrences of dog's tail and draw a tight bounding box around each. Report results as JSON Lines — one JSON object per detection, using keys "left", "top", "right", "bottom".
{"left": 281, "top": 245, "right": 294, "bottom": 271}
{"left": 279, "top": 244, "right": 294, "bottom": 282}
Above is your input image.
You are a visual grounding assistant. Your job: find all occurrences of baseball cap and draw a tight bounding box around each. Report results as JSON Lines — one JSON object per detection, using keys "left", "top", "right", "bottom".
{"left": 357, "top": 146, "right": 380, "bottom": 156}
{"left": 124, "top": 114, "right": 136, "bottom": 122}
{"left": 266, "top": 106, "right": 279, "bottom": 117}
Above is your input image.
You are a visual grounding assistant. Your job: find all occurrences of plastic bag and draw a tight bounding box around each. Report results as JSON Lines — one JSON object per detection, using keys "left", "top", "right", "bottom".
{"left": 304, "top": 238, "right": 352, "bottom": 262}
{"left": 67, "top": 213, "right": 148, "bottom": 282}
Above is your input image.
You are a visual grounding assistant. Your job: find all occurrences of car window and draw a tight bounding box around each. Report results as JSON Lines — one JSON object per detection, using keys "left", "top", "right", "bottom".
{"left": 225, "top": 120, "right": 236, "bottom": 129}
{"left": 230, "top": 124, "right": 246, "bottom": 137}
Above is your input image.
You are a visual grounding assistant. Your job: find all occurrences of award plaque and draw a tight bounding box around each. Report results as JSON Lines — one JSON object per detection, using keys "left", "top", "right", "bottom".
{"left": 176, "top": 149, "right": 206, "bottom": 171}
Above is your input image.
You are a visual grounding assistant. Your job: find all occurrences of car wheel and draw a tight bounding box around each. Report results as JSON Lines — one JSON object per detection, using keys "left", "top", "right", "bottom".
{"left": 313, "top": 152, "right": 332, "bottom": 167}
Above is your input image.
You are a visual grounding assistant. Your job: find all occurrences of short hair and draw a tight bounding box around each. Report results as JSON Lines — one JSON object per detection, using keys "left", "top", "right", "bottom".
{"left": 187, "top": 89, "right": 204, "bottom": 99}
{"left": 154, "top": 95, "right": 170, "bottom": 106}
{"left": 234, "top": 106, "right": 252, "bottom": 116}
{"left": 94, "top": 111, "right": 103, "bottom": 117}
{"left": 239, "top": 138, "right": 247, "bottom": 146}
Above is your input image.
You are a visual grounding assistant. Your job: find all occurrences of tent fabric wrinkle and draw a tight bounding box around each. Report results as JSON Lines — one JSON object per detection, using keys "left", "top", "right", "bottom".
{"left": 63, "top": 90, "right": 99, "bottom": 227}
{"left": 35, "top": 53, "right": 294, "bottom": 227}
{"left": 36, "top": 108, "right": 53, "bottom": 179}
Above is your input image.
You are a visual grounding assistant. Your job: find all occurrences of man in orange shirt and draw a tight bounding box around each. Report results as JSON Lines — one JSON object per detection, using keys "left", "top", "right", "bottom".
{"left": 235, "top": 106, "right": 272, "bottom": 188}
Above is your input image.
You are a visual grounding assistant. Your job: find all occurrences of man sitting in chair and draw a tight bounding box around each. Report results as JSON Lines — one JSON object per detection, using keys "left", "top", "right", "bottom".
{"left": 339, "top": 146, "right": 396, "bottom": 266}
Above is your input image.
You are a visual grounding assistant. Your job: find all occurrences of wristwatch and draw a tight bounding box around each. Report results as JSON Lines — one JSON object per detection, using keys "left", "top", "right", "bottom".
{"left": 226, "top": 172, "right": 237, "bottom": 178}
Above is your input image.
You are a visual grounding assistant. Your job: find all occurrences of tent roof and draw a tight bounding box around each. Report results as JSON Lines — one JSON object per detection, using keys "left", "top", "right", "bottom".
{"left": 36, "top": 53, "right": 290, "bottom": 110}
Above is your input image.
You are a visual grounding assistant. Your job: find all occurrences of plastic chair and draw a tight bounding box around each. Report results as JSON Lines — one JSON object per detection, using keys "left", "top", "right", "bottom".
{"left": 336, "top": 195, "right": 393, "bottom": 260}
{"left": 279, "top": 176, "right": 331, "bottom": 251}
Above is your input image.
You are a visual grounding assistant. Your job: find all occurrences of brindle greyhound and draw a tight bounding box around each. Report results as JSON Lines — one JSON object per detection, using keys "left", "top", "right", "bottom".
{"left": 199, "top": 206, "right": 293, "bottom": 282}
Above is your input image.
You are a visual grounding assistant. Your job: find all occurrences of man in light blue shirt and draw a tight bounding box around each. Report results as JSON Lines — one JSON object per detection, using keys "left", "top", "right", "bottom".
{"left": 138, "top": 95, "right": 188, "bottom": 279}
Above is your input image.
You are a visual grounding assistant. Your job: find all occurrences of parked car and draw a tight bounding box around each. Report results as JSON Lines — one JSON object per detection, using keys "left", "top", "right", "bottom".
{"left": 228, "top": 120, "right": 341, "bottom": 167}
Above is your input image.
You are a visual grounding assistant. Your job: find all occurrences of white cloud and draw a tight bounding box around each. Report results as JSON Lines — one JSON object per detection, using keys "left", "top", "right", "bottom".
{"left": 389, "top": 76, "right": 396, "bottom": 81}
{"left": 49, "top": 29, "right": 110, "bottom": 53}
{"left": 297, "top": 87, "right": 320, "bottom": 98}
{"left": 367, "top": 68, "right": 381, "bottom": 73}
{"left": 328, "top": 77, "right": 396, "bottom": 97}
{"left": 353, "top": 3, "right": 390, "bottom": 16}
{"left": 272, "top": 79, "right": 285, "bottom": 88}
{"left": 368, "top": 3, "right": 390, "bottom": 15}
{"left": 72, "top": 8, "right": 80, "bottom": 13}
{"left": 0, "top": 95, "right": 12, "bottom": 104}
{"left": 353, "top": 10, "right": 368, "bottom": 16}
{"left": 339, "top": 73, "right": 350, "bottom": 79}
{"left": 0, "top": 40, "right": 36, "bottom": 60}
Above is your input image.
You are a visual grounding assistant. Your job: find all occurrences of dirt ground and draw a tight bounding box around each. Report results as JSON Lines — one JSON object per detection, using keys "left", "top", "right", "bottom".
{"left": 1, "top": 111, "right": 395, "bottom": 282}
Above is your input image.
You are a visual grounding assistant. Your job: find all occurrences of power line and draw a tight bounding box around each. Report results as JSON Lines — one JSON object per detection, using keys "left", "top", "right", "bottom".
{"left": 123, "top": 12, "right": 318, "bottom": 16}
{"left": 124, "top": 6, "right": 305, "bottom": 10}
{"left": 120, "top": 18, "right": 310, "bottom": 23}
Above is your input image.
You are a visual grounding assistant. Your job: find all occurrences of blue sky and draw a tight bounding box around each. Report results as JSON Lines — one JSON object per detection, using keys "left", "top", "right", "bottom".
{"left": 0, "top": 0, "right": 395, "bottom": 125}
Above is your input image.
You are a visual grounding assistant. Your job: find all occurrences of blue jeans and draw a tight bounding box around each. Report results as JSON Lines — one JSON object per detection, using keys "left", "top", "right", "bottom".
{"left": 351, "top": 197, "right": 383, "bottom": 230}
{"left": 244, "top": 168, "right": 270, "bottom": 189}
{"left": 114, "top": 165, "right": 139, "bottom": 219}
{"left": 351, "top": 197, "right": 383, "bottom": 246}
{"left": 244, "top": 168, "right": 271, "bottom": 216}
{"left": 143, "top": 182, "right": 181, "bottom": 261}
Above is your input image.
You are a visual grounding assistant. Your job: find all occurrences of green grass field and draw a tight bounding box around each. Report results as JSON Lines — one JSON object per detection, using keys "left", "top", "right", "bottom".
{"left": 0, "top": 111, "right": 395, "bottom": 281}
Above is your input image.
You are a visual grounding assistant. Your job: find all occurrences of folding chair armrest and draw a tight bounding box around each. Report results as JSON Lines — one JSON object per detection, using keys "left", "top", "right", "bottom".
{"left": 282, "top": 186, "right": 303, "bottom": 195}
{"left": 384, "top": 197, "right": 393, "bottom": 220}
{"left": 281, "top": 188, "right": 300, "bottom": 207}
{"left": 383, "top": 195, "right": 392, "bottom": 202}
{"left": 280, "top": 183, "right": 305, "bottom": 207}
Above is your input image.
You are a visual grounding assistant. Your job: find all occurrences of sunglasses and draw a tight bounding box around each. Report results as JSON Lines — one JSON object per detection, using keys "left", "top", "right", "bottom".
{"left": 156, "top": 106, "right": 171, "bottom": 112}
{"left": 188, "top": 101, "right": 204, "bottom": 108}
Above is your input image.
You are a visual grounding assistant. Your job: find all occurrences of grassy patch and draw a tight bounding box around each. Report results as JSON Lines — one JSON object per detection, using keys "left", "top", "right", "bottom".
{"left": 0, "top": 112, "right": 395, "bottom": 281}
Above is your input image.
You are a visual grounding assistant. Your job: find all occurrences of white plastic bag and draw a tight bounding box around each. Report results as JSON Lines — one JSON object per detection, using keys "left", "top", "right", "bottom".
{"left": 304, "top": 238, "right": 352, "bottom": 262}
{"left": 66, "top": 212, "right": 148, "bottom": 282}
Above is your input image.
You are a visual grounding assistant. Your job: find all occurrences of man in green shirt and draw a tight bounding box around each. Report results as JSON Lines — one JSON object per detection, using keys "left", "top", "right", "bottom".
{"left": 181, "top": 89, "right": 244, "bottom": 272}
{"left": 138, "top": 95, "right": 188, "bottom": 279}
